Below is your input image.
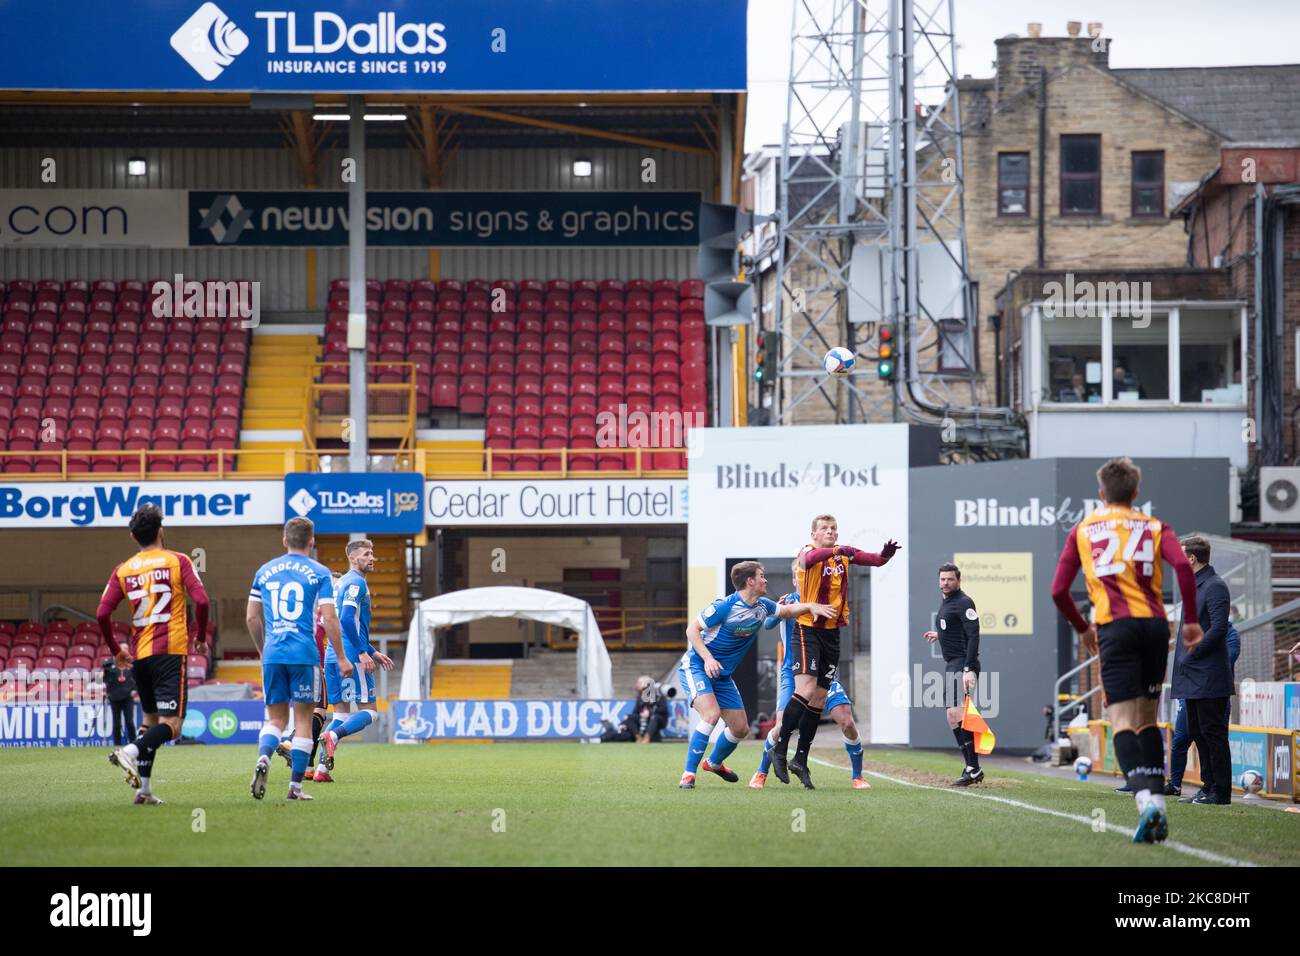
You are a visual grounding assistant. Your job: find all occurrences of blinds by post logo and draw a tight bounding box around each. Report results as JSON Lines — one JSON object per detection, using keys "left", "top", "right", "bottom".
{"left": 171, "top": 3, "right": 250, "bottom": 81}
{"left": 50, "top": 886, "right": 151, "bottom": 936}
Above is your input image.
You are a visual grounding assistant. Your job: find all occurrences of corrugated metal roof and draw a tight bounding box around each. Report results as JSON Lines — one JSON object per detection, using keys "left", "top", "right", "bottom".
{"left": 0, "top": 104, "right": 717, "bottom": 151}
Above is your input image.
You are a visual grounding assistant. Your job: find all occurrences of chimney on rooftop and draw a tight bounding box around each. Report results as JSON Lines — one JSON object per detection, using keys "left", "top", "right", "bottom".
{"left": 1026, "top": 22, "right": 1042, "bottom": 37}
{"left": 1066, "top": 21, "right": 1081, "bottom": 37}
{"left": 1088, "top": 22, "right": 1103, "bottom": 38}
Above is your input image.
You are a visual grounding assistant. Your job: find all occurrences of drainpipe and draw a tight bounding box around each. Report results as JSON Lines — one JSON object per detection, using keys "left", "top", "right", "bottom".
{"left": 1037, "top": 67, "right": 1046, "bottom": 268}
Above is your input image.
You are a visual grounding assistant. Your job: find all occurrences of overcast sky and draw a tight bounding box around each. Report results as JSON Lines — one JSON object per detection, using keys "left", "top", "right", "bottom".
{"left": 745, "top": 0, "right": 1300, "bottom": 151}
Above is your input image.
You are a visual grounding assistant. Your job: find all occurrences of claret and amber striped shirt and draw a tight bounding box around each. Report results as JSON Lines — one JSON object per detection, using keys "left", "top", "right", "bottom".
{"left": 97, "top": 548, "right": 209, "bottom": 658}
{"left": 1051, "top": 504, "right": 1197, "bottom": 631}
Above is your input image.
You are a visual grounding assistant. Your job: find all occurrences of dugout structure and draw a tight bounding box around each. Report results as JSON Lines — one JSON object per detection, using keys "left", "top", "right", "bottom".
{"left": 402, "top": 587, "right": 613, "bottom": 700}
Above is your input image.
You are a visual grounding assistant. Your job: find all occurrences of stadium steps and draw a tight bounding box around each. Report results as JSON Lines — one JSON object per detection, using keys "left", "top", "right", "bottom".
{"left": 213, "top": 660, "right": 263, "bottom": 684}
{"left": 316, "top": 535, "right": 410, "bottom": 633}
{"left": 430, "top": 660, "right": 513, "bottom": 698}
{"left": 237, "top": 332, "right": 319, "bottom": 471}
{"left": 509, "top": 649, "right": 682, "bottom": 698}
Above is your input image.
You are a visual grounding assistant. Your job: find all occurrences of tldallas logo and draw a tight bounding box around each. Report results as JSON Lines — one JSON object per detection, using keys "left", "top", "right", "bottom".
{"left": 171, "top": 3, "right": 250, "bottom": 81}
{"left": 288, "top": 488, "right": 318, "bottom": 517}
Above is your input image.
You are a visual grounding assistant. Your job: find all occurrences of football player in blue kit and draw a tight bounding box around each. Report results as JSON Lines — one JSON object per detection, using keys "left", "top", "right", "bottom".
{"left": 247, "top": 517, "right": 351, "bottom": 801}
{"left": 316, "top": 538, "right": 394, "bottom": 779}
{"left": 750, "top": 567, "right": 869, "bottom": 790}
{"left": 677, "top": 560, "right": 835, "bottom": 789}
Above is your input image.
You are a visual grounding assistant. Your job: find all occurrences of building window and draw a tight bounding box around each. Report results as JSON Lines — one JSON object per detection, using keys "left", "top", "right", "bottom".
{"left": 998, "top": 152, "right": 1030, "bottom": 216}
{"left": 1060, "top": 135, "right": 1101, "bottom": 216}
{"left": 1037, "top": 306, "right": 1245, "bottom": 407}
{"left": 1131, "top": 151, "right": 1164, "bottom": 217}
{"left": 1112, "top": 312, "right": 1170, "bottom": 401}
{"left": 1041, "top": 311, "right": 1103, "bottom": 403}
{"left": 938, "top": 318, "right": 976, "bottom": 373}
{"left": 1179, "top": 309, "right": 1243, "bottom": 402}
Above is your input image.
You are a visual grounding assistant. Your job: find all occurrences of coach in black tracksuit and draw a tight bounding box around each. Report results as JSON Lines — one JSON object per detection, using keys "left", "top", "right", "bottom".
{"left": 924, "top": 562, "right": 983, "bottom": 785}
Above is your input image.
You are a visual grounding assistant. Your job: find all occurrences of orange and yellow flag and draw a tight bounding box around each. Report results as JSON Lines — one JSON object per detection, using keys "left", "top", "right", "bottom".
{"left": 961, "top": 696, "right": 995, "bottom": 755}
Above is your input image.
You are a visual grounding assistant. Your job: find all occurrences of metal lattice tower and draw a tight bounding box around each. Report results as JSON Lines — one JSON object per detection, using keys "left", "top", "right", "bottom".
{"left": 773, "top": 0, "right": 1023, "bottom": 454}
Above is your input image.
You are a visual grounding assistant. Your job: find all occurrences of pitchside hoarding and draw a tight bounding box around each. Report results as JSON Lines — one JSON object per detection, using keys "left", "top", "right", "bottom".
{"left": 392, "top": 698, "right": 692, "bottom": 740}
{"left": 0, "top": 700, "right": 266, "bottom": 746}
{"left": 908, "top": 458, "right": 1229, "bottom": 751}
{"left": 0, "top": 191, "right": 701, "bottom": 248}
{"left": 425, "top": 479, "right": 687, "bottom": 527}
{"left": 0, "top": 481, "right": 282, "bottom": 528}
{"left": 285, "top": 472, "right": 424, "bottom": 534}
{"left": 0, "top": 1, "right": 747, "bottom": 93}
{"left": 687, "top": 424, "right": 939, "bottom": 745}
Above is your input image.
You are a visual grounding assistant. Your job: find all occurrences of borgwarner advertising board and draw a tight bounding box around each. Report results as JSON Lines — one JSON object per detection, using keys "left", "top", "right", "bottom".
{"left": 0, "top": 481, "right": 282, "bottom": 528}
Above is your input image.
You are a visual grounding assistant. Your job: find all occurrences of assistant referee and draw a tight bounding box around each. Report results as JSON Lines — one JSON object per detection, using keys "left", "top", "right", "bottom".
{"left": 923, "top": 562, "right": 983, "bottom": 785}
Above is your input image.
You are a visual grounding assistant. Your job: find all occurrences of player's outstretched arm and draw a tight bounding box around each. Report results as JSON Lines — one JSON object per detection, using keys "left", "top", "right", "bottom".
{"left": 775, "top": 600, "right": 837, "bottom": 620}
{"left": 835, "top": 541, "right": 901, "bottom": 566}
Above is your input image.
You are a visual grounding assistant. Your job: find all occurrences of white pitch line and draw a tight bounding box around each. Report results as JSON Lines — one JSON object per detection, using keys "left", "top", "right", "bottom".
{"left": 807, "top": 756, "right": 1257, "bottom": 867}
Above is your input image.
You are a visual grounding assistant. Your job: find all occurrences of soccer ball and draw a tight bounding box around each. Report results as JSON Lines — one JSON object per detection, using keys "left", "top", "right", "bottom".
{"left": 1239, "top": 769, "right": 1264, "bottom": 794}
{"left": 1073, "top": 755, "right": 1093, "bottom": 780}
{"left": 823, "top": 347, "right": 855, "bottom": 374}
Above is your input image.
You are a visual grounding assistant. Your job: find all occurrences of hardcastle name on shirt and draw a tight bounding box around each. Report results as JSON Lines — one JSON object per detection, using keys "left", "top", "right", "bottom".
{"left": 257, "top": 559, "right": 323, "bottom": 584}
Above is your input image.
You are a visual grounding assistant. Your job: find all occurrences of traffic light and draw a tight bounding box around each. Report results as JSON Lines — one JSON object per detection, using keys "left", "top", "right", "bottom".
{"left": 877, "top": 324, "right": 895, "bottom": 380}
{"left": 754, "top": 330, "right": 778, "bottom": 386}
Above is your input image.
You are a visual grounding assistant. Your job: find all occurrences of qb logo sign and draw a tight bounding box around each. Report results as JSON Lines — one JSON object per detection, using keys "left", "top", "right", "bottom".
{"left": 208, "top": 708, "right": 238, "bottom": 739}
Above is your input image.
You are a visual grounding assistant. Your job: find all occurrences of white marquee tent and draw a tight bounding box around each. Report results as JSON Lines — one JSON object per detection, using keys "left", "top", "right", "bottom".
{"left": 399, "top": 587, "right": 614, "bottom": 700}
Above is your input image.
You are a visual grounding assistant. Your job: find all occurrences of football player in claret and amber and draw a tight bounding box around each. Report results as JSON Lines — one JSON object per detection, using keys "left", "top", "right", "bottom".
{"left": 99, "top": 504, "right": 209, "bottom": 805}
{"left": 1051, "top": 457, "right": 1201, "bottom": 844}
{"left": 769, "top": 515, "right": 899, "bottom": 789}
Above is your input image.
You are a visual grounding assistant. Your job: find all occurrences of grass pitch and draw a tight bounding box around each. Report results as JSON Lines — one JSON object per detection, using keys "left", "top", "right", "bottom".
{"left": 1, "top": 743, "right": 1295, "bottom": 866}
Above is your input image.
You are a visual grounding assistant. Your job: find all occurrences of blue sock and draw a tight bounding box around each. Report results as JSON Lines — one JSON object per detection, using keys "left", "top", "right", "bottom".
{"left": 258, "top": 727, "right": 280, "bottom": 760}
{"left": 708, "top": 726, "right": 741, "bottom": 767}
{"left": 325, "top": 716, "right": 346, "bottom": 737}
{"left": 758, "top": 734, "right": 775, "bottom": 774}
{"left": 845, "top": 736, "right": 864, "bottom": 778}
{"left": 684, "top": 722, "right": 714, "bottom": 775}
{"left": 290, "top": 736, "right": 311, "bottom": 784}
{"left": 336, "top": 709, "right": 374, "bottom": 740}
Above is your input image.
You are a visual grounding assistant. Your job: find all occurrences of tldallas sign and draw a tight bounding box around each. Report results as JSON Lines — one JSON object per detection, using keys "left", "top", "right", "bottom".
{"left": 0, "top": 1, "right": 747, "bottom": 93}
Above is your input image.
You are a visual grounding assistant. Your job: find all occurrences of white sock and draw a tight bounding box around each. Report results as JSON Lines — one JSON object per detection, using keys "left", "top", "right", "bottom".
{"left": 289, "top": 779, "right": 302, "bottom": 792}
{"left": 257, "top": 753, "right": 269, "bottom": 766}
{"left": 1151, "top": 793, "right": 1167, "bottom": 811}
{"left": 122, "top": 743, "right": 139, "bottom": 759}
{"left": 138, "top": 777, "right": 152, "bottom": 795}
{"left": 1135, "top": 788, "right": 1152, "bottom": 813}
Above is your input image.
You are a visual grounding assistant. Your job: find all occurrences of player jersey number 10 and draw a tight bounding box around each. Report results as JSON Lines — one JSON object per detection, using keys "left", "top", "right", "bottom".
{"left": 265, "top": 581, "right": 306, "bottom": 622}
{"left": 127, "top": 583, "right": 173, "bottom": 627}
{"left": 1091, "top": 527, "right": 1154, "bottom": 578}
